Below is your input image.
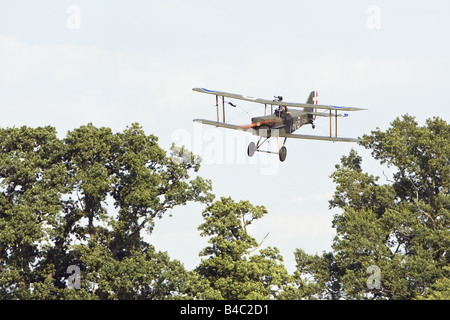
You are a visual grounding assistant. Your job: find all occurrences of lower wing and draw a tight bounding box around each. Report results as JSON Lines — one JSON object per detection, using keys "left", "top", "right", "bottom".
{"left": 279, "top": 132, "right": 361, "bottom": 142}
{"left": 193, "top": 119, "right": 245, "bottom": 131}
{"left": 193, "top": 119, "right": 361, "bottom": 142}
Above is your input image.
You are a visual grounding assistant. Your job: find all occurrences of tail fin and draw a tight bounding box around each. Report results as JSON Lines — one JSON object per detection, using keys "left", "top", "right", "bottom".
{"left": 306, "top": 91, "right": 317, "bottom": 104}
{"left": 305, "top": 91, "right": 318, "bottom": 120}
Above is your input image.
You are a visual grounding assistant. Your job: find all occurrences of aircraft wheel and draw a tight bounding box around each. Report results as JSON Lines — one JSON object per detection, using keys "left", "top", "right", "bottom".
{"left": 279, "top": 146, "right": 287, "bottom": 162}
{"left": 247, "top": 142, "right": 256, "bottom": 157}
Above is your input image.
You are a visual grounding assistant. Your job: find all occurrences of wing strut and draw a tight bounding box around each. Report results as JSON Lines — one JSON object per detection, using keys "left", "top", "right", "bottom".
{"left": 216, "top": 95, "right": 219, "bottom": 122}
{"left": 329, "top": 110, "right": 332, "bottom": 138}
{"left": 329, "top": 110, "right": 339, "bottom": 138}
{"left": 335, "top": 110, "right": 338, "bottom": 137}
{"left": 222, "top": 96, "right": 225, "bottom": 122}
{"left": 215, "top": 95, "right": 227, "bottom": 123}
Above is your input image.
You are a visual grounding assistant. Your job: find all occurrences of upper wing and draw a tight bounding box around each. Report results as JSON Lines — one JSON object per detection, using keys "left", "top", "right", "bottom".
{"left": 193, "top": 88, "right": 281, "bottom": 107}
{"left": 193, "top": 88, "right": 366, "bottom": 112}
{"left": 306, "top": 111, "right": 348, "bottom": 118}
{"left": 279, "top": 132, "right": 361, "bottom": 143}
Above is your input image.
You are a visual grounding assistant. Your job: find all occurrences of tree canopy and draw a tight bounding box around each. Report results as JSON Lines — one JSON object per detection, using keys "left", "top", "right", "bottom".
{"left": 0, "top": 123, "right": 213, "bottom": 299}
{"left": 293, "top": 115, "right": 449, "bottom": 299}
{"left": 0, "top": 115, "right": 448, "bottom": 299}
{"left": 196, "top": 197, "right": 290, "bottom": 299}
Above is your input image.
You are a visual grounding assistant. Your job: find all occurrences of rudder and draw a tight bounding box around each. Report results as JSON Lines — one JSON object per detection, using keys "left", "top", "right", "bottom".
{"left": 305, "top": 91, "right": 318, "bottom": 120}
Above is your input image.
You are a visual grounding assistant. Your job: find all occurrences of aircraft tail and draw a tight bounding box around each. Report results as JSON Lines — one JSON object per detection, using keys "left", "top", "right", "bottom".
{"left": 304, "top": 91, "right": 318, "bottom": 120}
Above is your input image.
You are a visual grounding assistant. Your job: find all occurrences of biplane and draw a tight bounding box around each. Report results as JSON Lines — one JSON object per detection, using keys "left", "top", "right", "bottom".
{"left": 193, "top": 88, "right": 366, "bottom": 162}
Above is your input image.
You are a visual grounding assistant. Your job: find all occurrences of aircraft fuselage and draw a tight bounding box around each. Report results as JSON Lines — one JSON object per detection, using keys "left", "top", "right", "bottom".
{"left": 251, "top": 109, "right": 312, "bottom": 134}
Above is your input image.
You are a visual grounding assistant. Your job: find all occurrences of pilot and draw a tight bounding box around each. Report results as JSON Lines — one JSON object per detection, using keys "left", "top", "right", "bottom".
{"left": 276, "top": 105, "right": 287, "bottom": 117}
{"left": 273, "top": 96, "right": 287, "bottom": 118}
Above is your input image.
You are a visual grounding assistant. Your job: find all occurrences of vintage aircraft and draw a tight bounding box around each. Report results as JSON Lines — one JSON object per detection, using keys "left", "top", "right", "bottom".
{"left": 193, "top": 88, "right": 366, "bottom": 162}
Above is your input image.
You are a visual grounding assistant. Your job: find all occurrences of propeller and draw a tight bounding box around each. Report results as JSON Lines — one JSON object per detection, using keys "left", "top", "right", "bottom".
{"left": 238, "top": 119, "right": 278, "bottom": 129}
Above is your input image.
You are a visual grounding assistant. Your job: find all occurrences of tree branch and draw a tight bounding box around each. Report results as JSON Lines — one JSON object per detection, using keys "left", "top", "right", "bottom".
{"left": 246, "top": 232, "right": 270, "bottom": 255}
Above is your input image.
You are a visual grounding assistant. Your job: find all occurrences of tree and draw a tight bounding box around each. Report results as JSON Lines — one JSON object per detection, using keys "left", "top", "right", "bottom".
{"left": 419, "top": 266, "right": 450, "bottom": 300}
{"left": 326, "top": 115, "right": 449, "bottom": 299}
{"left": 287, "top": 115, "right": 449, "bottom": 300}
{"left": 2, "top": 116, "right": 448, "bottom": 300}
{"left": 0, "top": 126, "right": 70, "bottom": 299}
{"left": 0, "top": 123, "right": 214, "bottom": 299}
{"left": 196, "top": 197, "right": 290, "bottom": 300}
{"left": 283, "top": 249, "right": 343, "bottom": 300}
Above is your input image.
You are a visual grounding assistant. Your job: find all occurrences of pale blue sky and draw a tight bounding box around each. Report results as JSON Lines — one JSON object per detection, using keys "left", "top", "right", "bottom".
{"left": 1, "top": 0, "right": 449, "bottom": 272}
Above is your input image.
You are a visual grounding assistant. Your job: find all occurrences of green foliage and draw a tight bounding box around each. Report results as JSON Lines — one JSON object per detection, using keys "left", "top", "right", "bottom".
{"left": 0, "top": 123, "right": 213, "bottom": 299}
{"left": 320, "top": 115, "right": 449, "bottom": 299}
{"left": 196, "top": 197, "right": 290, "bottom": 299}
{"left": 280, "top": 249, "right": 342, "bottom": 299}
{"left": 1, "top": 115, "right": 448, "bottom": 300}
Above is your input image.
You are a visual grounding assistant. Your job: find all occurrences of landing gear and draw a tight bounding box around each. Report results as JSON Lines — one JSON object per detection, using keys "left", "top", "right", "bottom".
{"left": 308, "top": 116, "right": 316, "bottom": 129}
{"left": 247, "top": 142, "right": 256, "bottom": 157}
{"left": 279, "top": 146, "right": 287, "bottom": 162}
{"left": 247, "top": 137, "right": 288, "bottom": 162}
